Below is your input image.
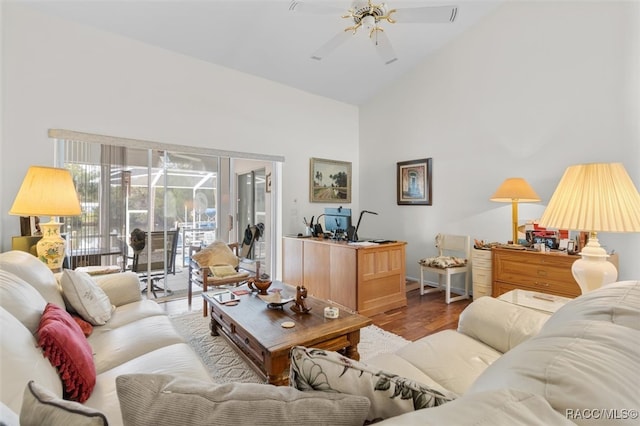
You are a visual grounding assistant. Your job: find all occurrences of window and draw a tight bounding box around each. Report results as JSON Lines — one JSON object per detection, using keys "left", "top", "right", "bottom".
{"left": 52, "top": 130, "right": 281, "bottom": 287}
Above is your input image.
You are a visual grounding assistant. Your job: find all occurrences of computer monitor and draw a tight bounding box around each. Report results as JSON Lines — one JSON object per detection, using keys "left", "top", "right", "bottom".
{"left": 323, "top": 207, "right": 351, "bottom": 233}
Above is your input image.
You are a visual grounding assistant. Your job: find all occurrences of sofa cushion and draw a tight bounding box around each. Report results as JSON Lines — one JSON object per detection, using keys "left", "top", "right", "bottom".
{"left": 0, "top": 269, "right": 48, "bottom": 334}
{"left": 1, "top": 401, "right": 19, "bottom": 426}
{"left": 60, "top": 269, "right": 113, "bottom": 325}
{"left": 0, "top": 250, "right": 66, "bottom": 308}
{"left": 457, "top": 296, "right": 550, "bottom": 354}
{"left": 92, "top": 271, "right": 142, "bottom": 307}
{"left": 192, "top": 241, "right": 239, "bottom": 268}
{"left": 37, "top": 303, "right": 96, "bottom": 403}
{"left": 469, "top": 281, "right": 640, "bottom": 426}
{"left": 289, "top": 346, "right": 456, "bottom": 423}
{"left": 374, "top": 389, "right": 575, "bottom": 425}
{"left": 88, "top": 315, "right": 185, "bottom": 374}
{"left": 101, "top": 299, "right": 166, "bottom": 329}
{"left": 116, "top": 373, "right": 370, "bottom": 426}
{"left": 20, "top": 381, "right": 107, "bottom": 426}
{"left": 391, "top": 329, "right": 502, "bottom": 396}
{"left": 0, "top": 307, "right": 62, "bottom": 415}
{"left": 85, "top": 343, "right": 213, "bottom": 425}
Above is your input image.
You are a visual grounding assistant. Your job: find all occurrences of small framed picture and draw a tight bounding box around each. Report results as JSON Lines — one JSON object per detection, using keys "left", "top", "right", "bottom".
{"left": 567, "top": 240, "right": 576, "bottom": 254}
{"left": 265, "top": 173, "right": 272, "bottom": 193}
{"left": 397, "top": 158, "right": 433, "bottom": 205}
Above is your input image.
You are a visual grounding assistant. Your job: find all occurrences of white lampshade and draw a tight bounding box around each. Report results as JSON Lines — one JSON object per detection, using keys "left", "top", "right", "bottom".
{"left": 9, "top": 166, "right": 81, "bottom": 271}
{"left": 9, "top": 166, "right": 81, "bottom": 217}
{"left": 539, "top": 163, "right": 640, "bottom": 293}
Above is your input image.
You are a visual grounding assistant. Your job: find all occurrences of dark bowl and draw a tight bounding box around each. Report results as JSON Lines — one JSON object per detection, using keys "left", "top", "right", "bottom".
{"left": 249, "top": 278, "right": 272, "bottom": 295}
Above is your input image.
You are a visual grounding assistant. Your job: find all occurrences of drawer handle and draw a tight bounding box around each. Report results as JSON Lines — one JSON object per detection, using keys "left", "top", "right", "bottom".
{"left": 244, "top": 337, "right": 250, "bottom": 345}
{"left": 535, "top": 282, "right": 550, "bottom": 287}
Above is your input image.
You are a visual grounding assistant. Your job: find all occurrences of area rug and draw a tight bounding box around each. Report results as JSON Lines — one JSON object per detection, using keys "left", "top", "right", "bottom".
{"left": 169, "top": 311, "right": 410, "bottom": 383}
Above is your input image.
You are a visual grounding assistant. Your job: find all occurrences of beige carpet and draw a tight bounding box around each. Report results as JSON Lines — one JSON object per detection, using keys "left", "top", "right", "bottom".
{"left": 169, "top": 311, "right": 410, "bottom": 384}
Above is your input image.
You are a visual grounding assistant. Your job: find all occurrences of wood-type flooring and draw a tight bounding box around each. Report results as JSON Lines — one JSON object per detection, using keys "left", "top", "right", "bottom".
{"left": 159, "top": 287, "right": 472, "bottom": 342}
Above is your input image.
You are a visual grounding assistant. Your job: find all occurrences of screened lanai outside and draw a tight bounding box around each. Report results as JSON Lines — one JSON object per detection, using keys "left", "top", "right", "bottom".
{"left": 52, "top": 131, "right": 279, "bottom": 301}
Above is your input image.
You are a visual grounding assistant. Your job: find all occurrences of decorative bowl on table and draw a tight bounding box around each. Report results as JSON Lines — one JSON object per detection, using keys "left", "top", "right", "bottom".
{"left": 247, "top": 277, "right": 272, "bottom": 295}
{"left": 258, "top": 292, "right": 294, "bottom": 310}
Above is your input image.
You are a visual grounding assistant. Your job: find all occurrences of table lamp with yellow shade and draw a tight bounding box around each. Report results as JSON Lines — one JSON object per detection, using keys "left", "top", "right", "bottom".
{"left": 539, "top": 163, "right": 640, "bottom": 294}
{"left": 490, "top": 177, "right": 541, "bottom": 245}
{"left": 9, "top": 166, "right": 82, "bottom": 271}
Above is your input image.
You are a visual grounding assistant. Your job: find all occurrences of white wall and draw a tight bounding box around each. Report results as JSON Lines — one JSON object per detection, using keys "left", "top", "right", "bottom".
{"left": 3, "top": 2, "right": 639, "bottom": 285}
{"left": 359, "top": 1, "right": 640, "bottom": 283}
{"left": 0, "top": 4, "right": 360, "bottom": 272}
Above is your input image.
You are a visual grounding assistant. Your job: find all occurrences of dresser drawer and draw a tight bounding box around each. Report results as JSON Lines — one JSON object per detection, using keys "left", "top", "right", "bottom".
{"left": 471, "top": 249, "right": 492, "bottom": 268}
{"left": 473, "top": 282, "right": 491, "bottom": 299}
{"left": 211, "top": 306, "right": 266, "bottom": 364}
{"left": 473, "top": 269, "right": 492, "bottom": 285}
{"left": 492, "top": 248, "right": 581, "bottom": 298}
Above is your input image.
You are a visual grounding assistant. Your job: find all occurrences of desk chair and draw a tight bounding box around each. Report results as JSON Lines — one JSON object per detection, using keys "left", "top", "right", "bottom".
{"left": 130, "top": 228, "right": 180, "bottom": 298}
{"left": 419, "top": 234, "right": 471, "bottom": 304}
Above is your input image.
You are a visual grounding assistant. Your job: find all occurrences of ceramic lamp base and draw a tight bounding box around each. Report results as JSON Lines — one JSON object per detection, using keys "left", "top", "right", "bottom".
{"left": 36, "top": 220, "right": 66, "bottom": 272}
{"left": 572, "top": 233, "right": 618, "bottom": 294}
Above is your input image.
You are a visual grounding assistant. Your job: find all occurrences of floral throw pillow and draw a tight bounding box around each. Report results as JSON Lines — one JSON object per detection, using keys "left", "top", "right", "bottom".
{"left": 289, "top": 346, "right": 457, "bottom": 422}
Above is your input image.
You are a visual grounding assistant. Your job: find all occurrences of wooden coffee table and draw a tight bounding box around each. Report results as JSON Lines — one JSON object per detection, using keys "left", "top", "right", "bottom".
{"left": 202, "top": 282, "right": 372, "bottom": 385}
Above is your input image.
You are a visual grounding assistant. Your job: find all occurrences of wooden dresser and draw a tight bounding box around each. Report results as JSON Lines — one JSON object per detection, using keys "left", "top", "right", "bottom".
{"left": 492, "top": 247, "right": 620, "bottom": 298}
{"left": 492, "top": 248, "right": 582, "bottom": 298}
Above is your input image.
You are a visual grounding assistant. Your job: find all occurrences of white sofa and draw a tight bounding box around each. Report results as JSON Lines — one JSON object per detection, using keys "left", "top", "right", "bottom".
{"left": 0, "top": 250, "right": 214, "bottom": 425}
{"left": 370, "top": 280, "right": 640, "bottom": 425}
{"left": 2, "top": 248, "right": 638, "bottom": 425}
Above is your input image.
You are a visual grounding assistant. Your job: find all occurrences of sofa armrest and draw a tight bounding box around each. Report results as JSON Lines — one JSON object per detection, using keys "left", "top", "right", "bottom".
{"left": 93, "top": 272, "right": 142, "bottom": 306}
{"left": 457, "top": 297, "right": 550, "bottom": 354}
{"left": 374, "top": 389, "right": 575, "bottom": 425}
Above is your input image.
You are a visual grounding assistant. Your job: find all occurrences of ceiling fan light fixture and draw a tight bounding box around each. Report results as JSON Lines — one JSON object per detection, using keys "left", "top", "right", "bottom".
{"left": 361, "top": 15, "right": 377, "bottom": 33}
{"left": 292, "top": 0, "right": 458, "bottom": 64}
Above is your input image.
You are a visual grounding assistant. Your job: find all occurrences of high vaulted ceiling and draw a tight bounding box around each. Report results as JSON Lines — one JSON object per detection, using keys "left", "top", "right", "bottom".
{"left": 21, "top": 0, "right": 502, "bottom": 105}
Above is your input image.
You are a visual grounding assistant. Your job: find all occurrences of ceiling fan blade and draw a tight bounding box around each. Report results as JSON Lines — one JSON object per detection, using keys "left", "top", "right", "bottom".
{"left": 311, "top": 30, "right": 352, "bottom": 61}
{"left": 391, "top": 5, "right": 458, "bottom": 23}
{"left": 371, "top": 30, "right": 398, "bottom": 65}
{"left": 289, "top": 1, "right": 345, "bottom": 15}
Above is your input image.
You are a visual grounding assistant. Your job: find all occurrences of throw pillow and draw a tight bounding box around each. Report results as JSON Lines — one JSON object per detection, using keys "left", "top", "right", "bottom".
{"left": 210, "top": 264, "right": 240, "bottom": 278}
{"left": 290, "top": 346, "right": 457, "bottom": 422}
{"left": 71, "top": 314, "right": 94, "bottom": 337}
{"left": 192, "top": 241, "right": 239, "bottom": 268}
{"left": 116, "top": 374, "right": 370, "bottom": 426}
{"left": 37, "top": 303, "right": 96, "bottom": 403}
{"left": 60, "top": 269, "right": 113, "bottom": 325}
{"left": 20, "top": 381, "right": 107, "bottom": 426}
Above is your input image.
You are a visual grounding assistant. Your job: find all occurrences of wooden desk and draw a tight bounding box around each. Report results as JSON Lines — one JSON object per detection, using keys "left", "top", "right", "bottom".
{"left": 282, "top": 237, "right": 407, "bottom": 317}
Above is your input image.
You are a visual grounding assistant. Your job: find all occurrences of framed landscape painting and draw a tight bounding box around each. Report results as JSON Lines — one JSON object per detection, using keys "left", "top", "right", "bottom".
{"left": 397, "top": 158, "right": 432, "bottom": 205}
{"left": 310, "top": 157, "right": 352, "bottom": 203}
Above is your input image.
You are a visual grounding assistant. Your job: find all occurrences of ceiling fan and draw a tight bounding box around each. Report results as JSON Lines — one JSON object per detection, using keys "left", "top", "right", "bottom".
{"left": 289, "top": 0, "right": 458, "bottom": 65}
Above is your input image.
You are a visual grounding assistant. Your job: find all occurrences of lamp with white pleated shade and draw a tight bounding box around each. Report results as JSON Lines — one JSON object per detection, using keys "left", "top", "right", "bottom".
{"left": 9, "top": 166, "right": 81, "bottom": 271}
{"left": 538, "top": 163, "right": 640, "bottom": 293}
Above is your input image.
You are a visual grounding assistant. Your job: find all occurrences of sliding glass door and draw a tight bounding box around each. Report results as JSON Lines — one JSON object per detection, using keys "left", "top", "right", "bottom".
{"left": 54, "top": 131, "right": 279, "bottom": 295}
